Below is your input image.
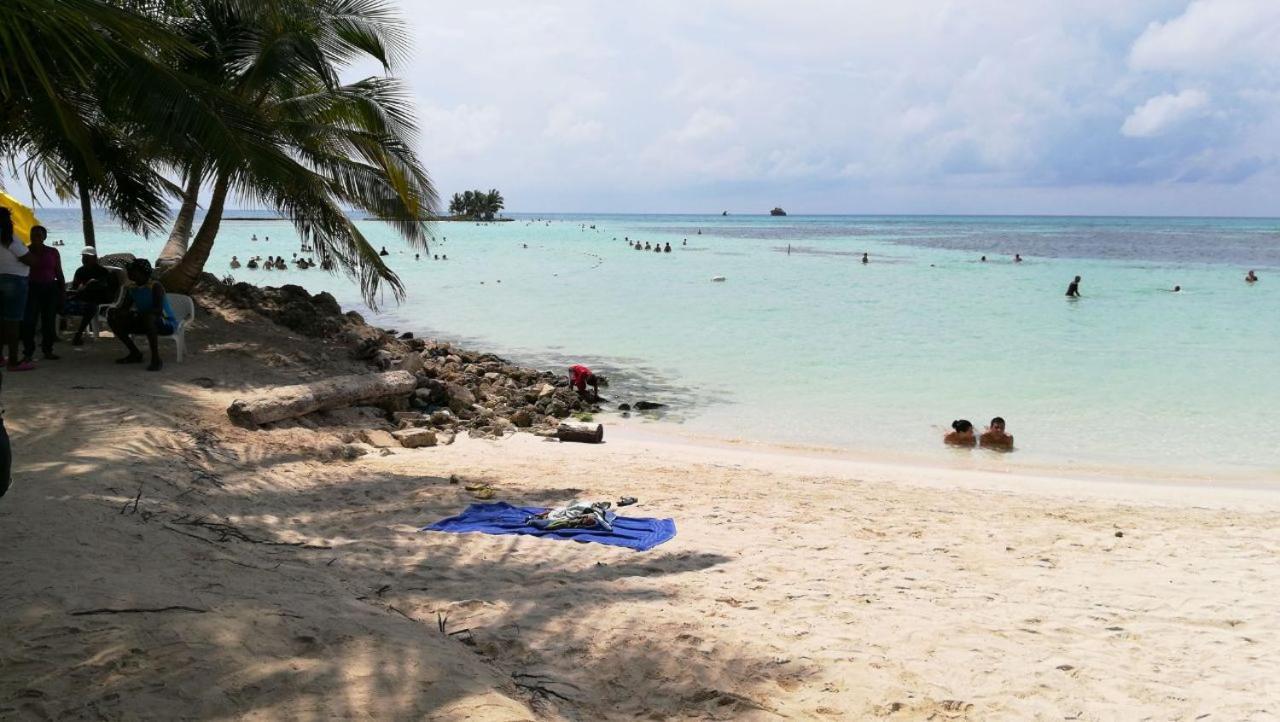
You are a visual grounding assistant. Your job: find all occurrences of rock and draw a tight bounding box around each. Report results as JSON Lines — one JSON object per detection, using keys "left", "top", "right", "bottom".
{"left": 547, "top": 400, "right": 569, "bottom": 418}
{"left": 399, "top": 352, "right": 424, "bottom": 375}
{"left": 392, "top": 411, "right": 424, "bottom": 423}
{"left": 399, "top": 331, "right": 414, "bottom": 340}
{"left": 437, "top": 431, "right": 456, "bottom": 445}
{"left": 617, "top": 403, "right": 631, "bottom": 411}
{"left": 373, "top": 350, "right": 396, "bottom": 370}
{"left": 634, "top": 401, "right": 666, "bottom": 410}
{"left": 392, "top": 428, "right": 437, "bottom": 448}
{"left": 342, "top": 443, "right": 370, "bottom": 459}
{"left": 1114, "top": 531, "right": 1124, "bottom": 538}
{"left": 483, "top": 371, "right": 501, "bottom": 381}
{"left": 359, "top": 429, "right": 399, "bottom": 448}
{"left": 429, "top": 410, "right": 455, "bottom": 426}
{"left": 445, "top": 383, "right": 476, "bottom": 413}
{"left": 537, "top": 383, "right": 556, "bottom": 399}
{"left": 511, "top": 409, "right": 534, "bottom": 428}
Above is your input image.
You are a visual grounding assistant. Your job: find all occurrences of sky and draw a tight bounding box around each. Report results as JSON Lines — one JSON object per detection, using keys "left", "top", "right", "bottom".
{"left": 8, "top": 0, "right": 1280, "bottom": 216}
{"left": 392, "top": 0, "right": 1280, "bottom": 215}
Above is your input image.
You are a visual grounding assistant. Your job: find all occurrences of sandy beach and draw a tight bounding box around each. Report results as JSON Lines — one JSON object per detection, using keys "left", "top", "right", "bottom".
{"left": 1, "top": 296, "right": 1277, "bottom": 721}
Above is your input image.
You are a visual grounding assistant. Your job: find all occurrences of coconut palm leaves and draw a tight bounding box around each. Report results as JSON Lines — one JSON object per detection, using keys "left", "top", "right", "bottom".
{"left": 157, "top": 0, "right": 436, "bottom": 304}
{"left": 1, "top": 0, "right": 436, "bottom": 305}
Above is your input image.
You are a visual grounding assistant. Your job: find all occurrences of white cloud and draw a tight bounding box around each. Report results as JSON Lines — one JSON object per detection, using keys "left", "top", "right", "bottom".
{"left": 1130, "top": 0, "right": 1280, "bottom": 73}
{"left": 384, "top": 0, "right": 1280, "bottom": 214}
{"left": 1121, "top": 89, "right": 1211, "bottom": 137}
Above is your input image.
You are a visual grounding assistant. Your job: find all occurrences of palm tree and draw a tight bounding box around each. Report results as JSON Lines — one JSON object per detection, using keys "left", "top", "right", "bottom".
{"left": 1, "top": 0, "right": 286, "bottom": 248}
{"left": 156, "top": 0, "right": 436, "bottom": 303}
{"left": 447, "top": 192, "right": 464, "bottom": 216}
{"left": 482, "top": 188, "right": 504, "bottom": 221}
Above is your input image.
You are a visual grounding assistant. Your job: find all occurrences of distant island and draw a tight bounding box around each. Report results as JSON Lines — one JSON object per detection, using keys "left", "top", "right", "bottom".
{"left": 447, "top": 189, "right": 506, "bottom": 221}
{"left": 770, "top": 207, "right": 787, "bottom": 216}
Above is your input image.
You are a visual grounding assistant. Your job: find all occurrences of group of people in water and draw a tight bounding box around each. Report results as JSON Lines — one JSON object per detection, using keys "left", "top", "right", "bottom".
{"left": 945, "top": 418, "right": 1014, "bottom": 451}
{"left": 230, "top": 254, "right": 328, "bottom": 271}
{"left": 1064, "top": 269, "right": 1259, "bottom": 297}
{"left": 626, "top": 237, "right": 674, "bottom": 253}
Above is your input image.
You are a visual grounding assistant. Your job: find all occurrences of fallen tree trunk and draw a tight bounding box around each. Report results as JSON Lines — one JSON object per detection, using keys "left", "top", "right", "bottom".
{"left": 556, "top": 421, "right": 604, "bottom": 444}
{"left": 227, "top": 370, "right": 416, "bottom": 426}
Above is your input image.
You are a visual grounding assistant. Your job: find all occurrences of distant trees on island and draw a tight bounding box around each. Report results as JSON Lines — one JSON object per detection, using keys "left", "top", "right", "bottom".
{"left": 447, "top": 189, "right": 505, "bottom": 221}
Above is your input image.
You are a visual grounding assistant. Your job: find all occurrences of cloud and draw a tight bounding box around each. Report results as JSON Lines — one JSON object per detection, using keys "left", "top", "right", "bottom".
{"left": 317, "top": 1, "right": 1280, "bottom": 213}
{"left": 1121, "top": 89, "right": 1211, "bottom": 137}
{"left": 1130, "top": 0, "right": 1280, "bottom": 73}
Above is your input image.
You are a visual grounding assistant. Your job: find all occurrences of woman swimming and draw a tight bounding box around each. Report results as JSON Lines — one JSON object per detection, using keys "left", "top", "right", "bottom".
{"left": 944, "top": 419, "right": 976, "bottom": 447}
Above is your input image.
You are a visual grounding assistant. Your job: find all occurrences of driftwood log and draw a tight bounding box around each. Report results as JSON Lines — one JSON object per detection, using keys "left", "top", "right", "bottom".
{"left": 227, "top": 370, "right": 417, "bottom": 426}
{"left": 556, "top": 421, "right": 604, "bottom": 444}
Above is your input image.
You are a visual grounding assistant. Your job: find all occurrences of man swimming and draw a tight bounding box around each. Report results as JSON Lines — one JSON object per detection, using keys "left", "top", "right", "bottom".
{"left": 979, "top": 417, "right": 1014, "bottom": 451}
{"left": 1066, "top": 275, "right": 1081, "bottom": 297}
{"left": 1246, "top": 270, "right": 1258, "bottom": 283}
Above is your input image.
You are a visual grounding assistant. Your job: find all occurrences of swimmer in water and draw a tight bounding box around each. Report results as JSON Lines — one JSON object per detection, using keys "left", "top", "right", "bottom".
{"left": 1066, "top": 275, "right": 1081, "bottom": 298}
{"left": 944, "top": 419, "right": 976, "bottom": 447}
{"left": 1014, "top": 254, "right": 1023, "bottom": 263}
{"left": 1168, "top": 285, "right": 1182, "bottom": 293}
{"left": 861, "top": 252, "right": 869, "bottom": 264}
{"left": 979, "top": 417, "right": 1014, "bottom": 451}
{"left": 247, "top": 258, "right": 258, "bottom": 269}
{"left": 379, "top": 246, "right": 389, "bottom": 257}
{"left": 980, "top": 255, "right": 987, "bottom": 262}
{"left": 1245, "top": 270, "right": 1258, "bottom": 283}
{"left": 664, "top": 242, "right": 672, "bottom": 253}
{"left": 230, "top": 256, "right": 241, "bottom": 269}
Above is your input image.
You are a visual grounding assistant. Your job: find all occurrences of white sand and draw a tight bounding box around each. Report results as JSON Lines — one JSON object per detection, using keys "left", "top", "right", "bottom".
{"left": 2, "top": 301, "right": 1278, "bottom": 720}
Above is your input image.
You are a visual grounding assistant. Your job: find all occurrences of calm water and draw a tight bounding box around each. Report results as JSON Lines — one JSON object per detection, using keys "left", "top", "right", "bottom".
{"left": 39, "top": 211, "right": 1280, "bottom": 479}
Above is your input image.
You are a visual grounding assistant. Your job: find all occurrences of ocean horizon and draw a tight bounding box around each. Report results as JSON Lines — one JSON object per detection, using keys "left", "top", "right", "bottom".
{"left": 36, "top": 209, "right": 1280, "bottom": 480}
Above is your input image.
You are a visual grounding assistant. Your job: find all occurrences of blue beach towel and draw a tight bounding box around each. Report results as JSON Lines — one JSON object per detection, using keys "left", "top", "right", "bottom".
{"left": 423, "top": 502, "right": 676, "bottom": 551}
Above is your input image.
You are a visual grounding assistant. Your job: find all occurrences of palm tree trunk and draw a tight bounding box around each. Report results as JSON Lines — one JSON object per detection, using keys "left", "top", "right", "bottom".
{"left": 160, "top": 171, "right": 229, "bottom": 294}
{"left": 78, "top": 182, "right": 96, "bottom": 247}
{"left": 157, "top": 164, "right": 203, "bottom": 266}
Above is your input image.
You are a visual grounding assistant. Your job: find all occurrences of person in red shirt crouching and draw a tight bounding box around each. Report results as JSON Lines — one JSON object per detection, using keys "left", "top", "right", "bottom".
{"left": 568, "top": 364, "right": 605, "bottom": 401}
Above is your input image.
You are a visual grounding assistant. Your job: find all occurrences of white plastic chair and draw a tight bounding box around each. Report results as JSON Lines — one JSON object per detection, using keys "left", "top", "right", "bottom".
{"left": 164, "top": 293, "right": 196, "bottom": 362}
{"left": 89, "top": 267, "right": 130, "bottom": 339}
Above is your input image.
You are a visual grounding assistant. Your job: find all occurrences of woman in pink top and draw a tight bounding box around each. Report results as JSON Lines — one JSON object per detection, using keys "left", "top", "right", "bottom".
{"left": 20, "top": 226, "right": 64, "bottom": 362}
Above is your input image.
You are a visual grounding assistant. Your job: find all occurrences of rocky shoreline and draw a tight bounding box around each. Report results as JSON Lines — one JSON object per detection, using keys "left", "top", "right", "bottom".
{"left": 203, "top": 277, "right": 615, "bottom": 450}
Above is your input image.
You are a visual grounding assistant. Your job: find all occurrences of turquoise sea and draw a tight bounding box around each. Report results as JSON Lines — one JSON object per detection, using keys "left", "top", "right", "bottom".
{"left": 39, "top": 211, "right": 1280, "bottom": 480}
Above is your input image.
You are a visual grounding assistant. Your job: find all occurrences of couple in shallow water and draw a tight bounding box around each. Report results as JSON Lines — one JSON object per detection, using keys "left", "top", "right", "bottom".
{"left": 945, "top": 417, "right": 1013, "bottom": 451}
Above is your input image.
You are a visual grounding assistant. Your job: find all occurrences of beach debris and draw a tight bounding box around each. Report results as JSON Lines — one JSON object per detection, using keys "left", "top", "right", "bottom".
{"left": 226, "top": 370, "right": 417, "bottom": 426}
{"left": 711, "top": 276, "right": 726, "bottom": 282}
{"left": 556, "top": 421, "right": 604, "bottom": 444}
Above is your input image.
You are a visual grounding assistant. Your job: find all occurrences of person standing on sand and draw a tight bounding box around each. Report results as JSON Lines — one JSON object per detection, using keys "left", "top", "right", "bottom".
{"left": 108, "top": 259, "right": 177, "bottom": 372}
{"left": 0, "top": 208, "right": 35, "bottom": 372}
{"left": 20, "top": 226, "right": 64, "bottom": 363}
{"left": 979, "top": 417, "right": 1014, "bottom": 451}
{"left": 568, "top": 364, "right": 604, "bottom": 401}
{"left": 1066, "top": 275, "right": 1082, "bottom": 297}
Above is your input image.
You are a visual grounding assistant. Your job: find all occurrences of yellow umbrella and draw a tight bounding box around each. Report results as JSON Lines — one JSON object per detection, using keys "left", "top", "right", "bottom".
{"left": 0, "top": 190, "right": 41, "bottom": 246}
